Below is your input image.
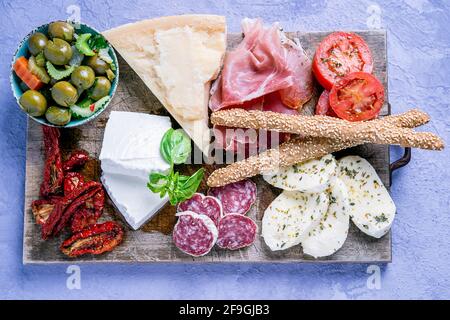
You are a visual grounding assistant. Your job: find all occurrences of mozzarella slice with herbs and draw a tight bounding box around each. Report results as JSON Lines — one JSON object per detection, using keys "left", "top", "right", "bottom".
{"left": 263, "top": 154, "right": 337, "bottom": 193}
{"left": 337, "top": 156, "right": 396, "bottom": 238}
{"left": 262, "top": 191, "right": 329, "bottom": 251}
{"left": 302, "top": 178, "right": 350, "bottom": 258}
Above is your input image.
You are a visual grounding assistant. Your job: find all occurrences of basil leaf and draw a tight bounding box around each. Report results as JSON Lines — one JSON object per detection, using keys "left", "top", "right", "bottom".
{"left": 160, "top": 128, "right": 174, "bottom": 164}
{"left": 147, "top": 172, "right": 169, "bottom": 196}
{"left": 160, "top": 128, "right": 191, "bottom": 165}
{"left": 174, "top": 168, "right": 204, "bottom": 203}
{"left": 170, "top": 129, "right": 191, "bottom": 164}
{"left": 167, "top": 172, "right": 180, "bottom": 205}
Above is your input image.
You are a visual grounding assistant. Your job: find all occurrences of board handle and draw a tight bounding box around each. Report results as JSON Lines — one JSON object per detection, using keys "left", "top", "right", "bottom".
{"left": 390, "top": 147, "right": 411, "bottom": 183}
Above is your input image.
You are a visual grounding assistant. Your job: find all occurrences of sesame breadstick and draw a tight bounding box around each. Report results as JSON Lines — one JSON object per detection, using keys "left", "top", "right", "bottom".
{"left": 211, "top": 109, "right": 431, "bottom": 140}
{"left": 207, "top": 113, "right": 444, "bottom": 187}
{"left": 378, "top": 109, "right": 430, "bottom": 128}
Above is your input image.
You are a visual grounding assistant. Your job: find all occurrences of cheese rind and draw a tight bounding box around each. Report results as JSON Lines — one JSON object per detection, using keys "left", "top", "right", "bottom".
{"left": 262, "top": 190, "right": 329, "bottom": 251}
{"left": 337, "top": 156, "right": 396, "bottom": 238}
{"left": 102, "top": 15, "right": 227, "bottom": 156}
{"left": 302, "top": 177, "right": 350, "bottom": 258}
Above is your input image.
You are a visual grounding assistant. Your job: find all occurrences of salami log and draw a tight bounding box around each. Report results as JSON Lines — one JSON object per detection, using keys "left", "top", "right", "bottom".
{"left": 177, "top": 193, "right": 223, "bottom": 226}
{"left": 173, "top": 211, "right": 218, "bottom": 257}
{"left": 207, "top": 179, "right": 257, "bottom": 215}
{"left": 216, "top": 214, "right": 257, "bottom": 250}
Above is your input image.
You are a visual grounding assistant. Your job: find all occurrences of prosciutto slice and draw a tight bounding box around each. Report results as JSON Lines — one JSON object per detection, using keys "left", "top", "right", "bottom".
{"left": 210, "top": 18, "right": 313, "bottom": 154}
{"left": 210, "top": 19, "right": 294, "bottom": 111}
{"left": 279, "top": 35, "right": 314, "bottom": 108}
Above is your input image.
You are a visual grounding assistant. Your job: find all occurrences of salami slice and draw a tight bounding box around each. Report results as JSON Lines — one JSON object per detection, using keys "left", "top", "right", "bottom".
{"left": 173, "top": 211, "right": 218, "bottom": 257}
{"left": 216, "top": 214, "right": 257, "bottom": 250}
{"left": 207, "top": 179, "right": 257, "bottom": 215}
{"left": 177, "top": 193, "right": 223, "bottom": 226}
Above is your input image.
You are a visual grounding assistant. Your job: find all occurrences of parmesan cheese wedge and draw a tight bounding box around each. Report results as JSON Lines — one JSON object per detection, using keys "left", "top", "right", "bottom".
{"left": 263, "top": 154, "right": 337, "bottom": 193}
{"left": 102, "top": 15, "right": 227, "bottom": 156}
{"left": 337, "top": 156, "right": 396, "bottom": 238}
{"left": 262, "top": 191, "right": 329, "bottom": 251}
{"left": 301, "top": 177, "right": 350, "bottom": 258}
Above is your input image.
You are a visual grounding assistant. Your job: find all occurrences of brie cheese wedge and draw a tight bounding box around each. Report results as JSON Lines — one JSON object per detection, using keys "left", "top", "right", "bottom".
{"left": 337, "top": 156, "right": 396, "bottom": 238}
{"left": 103, "top": 15, "right": 227, "bottom": 156}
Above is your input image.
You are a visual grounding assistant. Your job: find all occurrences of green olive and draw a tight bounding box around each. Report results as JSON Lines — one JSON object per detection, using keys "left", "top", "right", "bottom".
{"left": 51, "top": 81, "right": 78, "bottom": 107}
{"left": 89, "top": 77, "right": 111, "bottom": 101}
{"left": 71, "top": 66, "right": 95, "bottom": 90}
{"left": 85, "top": 55, "right": 109, "bottom": 75}
{"left": 45, "top": 106, "right": 71, "bottom": 126}
{"left": 48, "top": 21, "right": 74, "bottom": 41}
{"left": 19, "top": 90, "right": 47, "bottom": 116}
{"left": 28, "top": 32, "right": 48, "bottom": 55}
{"left": 44, "top": 38, "right": 72, "bottom": 66}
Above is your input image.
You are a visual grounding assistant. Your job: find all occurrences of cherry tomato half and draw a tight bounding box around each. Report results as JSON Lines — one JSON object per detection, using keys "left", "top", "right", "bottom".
{"left": 329, "top": 72, "right": 384, "bottom": 122}
{"left": 315, "top": 90, "right": 337, "bottom": 117}
{"left": 313, "top": 32, "right": 373, "bottom": 90}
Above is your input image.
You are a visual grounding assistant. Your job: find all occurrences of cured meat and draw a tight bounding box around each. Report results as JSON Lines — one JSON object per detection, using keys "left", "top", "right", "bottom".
{"left": 173, "top": 211, "right": 218, "bottom": 257}
{"left": 209, "top": 18, "right": 312, "bottom": 111}
{"left": 278, "top": 35, "right": 313, "bottom": 108}
{"left": 216, "top": 213, "right": 257, "bottom": 250}
{"left": 207, "top": 179, "right": 257, "bottom": 215}
{"left": 210, "top": 18, "right": 312, "bottom": 153}
{"left": 209, "top": 19, "right": 294, "bottom": 111}
{"left": 177, "top": 193, "right": 223, "bottom": 226}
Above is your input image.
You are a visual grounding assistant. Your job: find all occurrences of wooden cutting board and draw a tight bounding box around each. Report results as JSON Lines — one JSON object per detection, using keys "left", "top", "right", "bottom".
{"left": 23, "top": 30, "right": 391, "bottom": 264}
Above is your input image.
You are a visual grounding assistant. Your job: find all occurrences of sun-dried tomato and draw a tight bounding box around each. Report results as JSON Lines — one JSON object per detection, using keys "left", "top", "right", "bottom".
{"left": 63, "top": 172, "right": 85, "bottom": 195}
{"left": 40, "top": 127, "right": 64, "bottom": 197}
{"left": 70, "top": 208, "right": 99, "bottom": 233}
{"left": 41, "top": 181, "right": 102, "bottom": 239}
{"left": 43, "top": 126, "right": 60, "bottom": 156}
{"left": 31, "top": 197, "right": 61, "bottom": 225}
{"left": 60, "top": 221, "right": 124, "bottom": 257}
{"left": 70, "top": 188, "right": 104, "bottom": 233}
{"left": 62, "top": 150, "right": 89, "bottom": 172}
{"left": 85, "top": 187, "right": 105, "bottom": 213}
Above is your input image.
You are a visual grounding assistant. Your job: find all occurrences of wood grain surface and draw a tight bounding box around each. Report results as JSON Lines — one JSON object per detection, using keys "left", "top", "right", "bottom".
{"left": 23, "top": 30, "right": 391, "bottom": 264}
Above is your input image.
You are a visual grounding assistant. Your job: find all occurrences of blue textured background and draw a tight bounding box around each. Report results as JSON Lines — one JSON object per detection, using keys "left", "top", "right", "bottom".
{"left": 0, "top": 0, "right": 449, "bottom": 299}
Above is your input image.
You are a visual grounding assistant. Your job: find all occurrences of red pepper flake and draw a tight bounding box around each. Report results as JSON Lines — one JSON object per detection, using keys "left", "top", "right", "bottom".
{"left": 60, "top": 221, "right": 124, "bottom": 257}
{"left": 89, "top": 103, "right": 95, "bottom": 112}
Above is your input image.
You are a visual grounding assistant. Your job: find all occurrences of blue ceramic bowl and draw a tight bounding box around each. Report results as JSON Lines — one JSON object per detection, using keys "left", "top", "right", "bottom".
{"left": 10, "top": 21, "right": 119, "bottom": 127}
